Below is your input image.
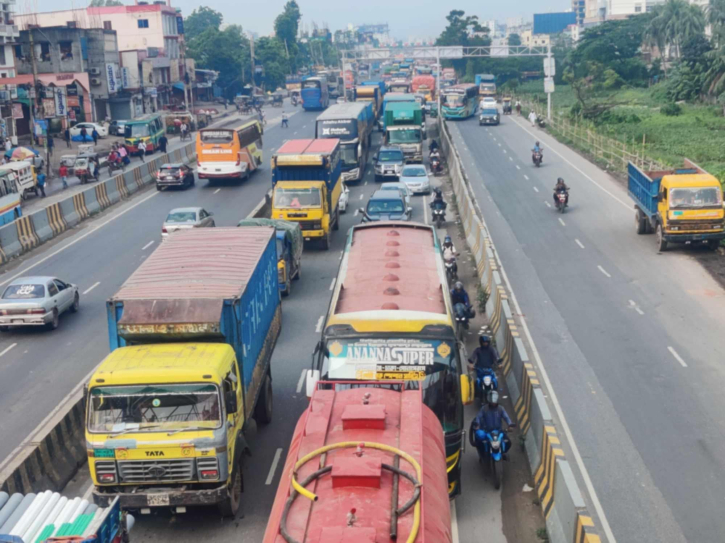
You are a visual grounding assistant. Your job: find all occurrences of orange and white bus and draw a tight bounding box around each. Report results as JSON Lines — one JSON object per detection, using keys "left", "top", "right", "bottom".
{"left": 196, "top": 119, "right": 263, "bottom": 181}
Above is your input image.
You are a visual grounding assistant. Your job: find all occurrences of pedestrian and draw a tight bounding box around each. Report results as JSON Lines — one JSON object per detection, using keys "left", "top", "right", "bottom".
{"left": 36, "top": 171, "right": 46, "bottom": 197}
{"left": 118, "top": 144, "right": 130, "bottom": 166}
{"left": 64, "top": 127, "right": 71, "bottom": 147}
{"left": 91, "top": 127, "right": 99, "bottom": 145}
{"left": 4, "top": 138, "right": 10, "bottom": 154}
{"left": 281, "top": 112, "right": 289, "bottom": 128}
{"left": 180, "top": 121, "right": 188, "bottom": 141}
{"left": 138, "top": 140, "right": 146, "bottom": 162}
{"left": 46, "top": 134, "right": 54, "bottom": 156}
{"left": 528, "top": 110, "right": 537, "bottom": 128}
{"left": 159, "top": 134, "right": 168, "bottom": 154}
{"left": 80, "top": 126, "right": 88, "bottom": 142}
{"left": 59, "top": 163, "right": 69, "bottom": 189}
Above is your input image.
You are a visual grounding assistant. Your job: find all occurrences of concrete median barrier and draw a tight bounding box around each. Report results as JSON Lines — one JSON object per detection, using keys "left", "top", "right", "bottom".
{"left": 28, "top": 209, "right": 53, "bottom": 244}
{"left": 15, "top": 216, "right": 39, "bottom": 252}
{"left": 439, "top": 117, "right": 603, "bottom": 543}
{"left": 95, "top": 181, "right": 112, "bottom": 210}
{"left": 59, "top": 196, "right": 80, "bottom": 228}
{"left": 0, "top": 221, "right": 22, "bottom": 260}
{"left": 81, "top": 186, "right": 101, "bottom": 216}
{"left": 46, "top": 202, "right": 68, "bottom": 236}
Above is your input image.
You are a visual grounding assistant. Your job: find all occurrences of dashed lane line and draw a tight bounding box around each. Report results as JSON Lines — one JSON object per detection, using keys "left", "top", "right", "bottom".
{"left": 575, "top": 239, "right": 585, "bottom": 249}
{"left": 558, "top": 217, "right": 566, "bottom": 227}
{"left": 83, "top": 281, "right": 101, "bottom": 295}
{"left": 668, "top": 346, "right": 688, "bottom": 368}
{"left": 141, "top": 240, "right": 155, "bottom": 250}
{"left": 598, "top": 265, "right": 611, "bottom": 278}
{"left": 265, "top": 448, "right": 284, "bottom": 485}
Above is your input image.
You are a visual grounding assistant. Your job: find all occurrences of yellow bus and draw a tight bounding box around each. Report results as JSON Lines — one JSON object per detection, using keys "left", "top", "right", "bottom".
{"left": 196, "top": 119, "right": 263, "bottom": 181}
{"left": 307, "top": 221, "right": 471, "bottom": 497}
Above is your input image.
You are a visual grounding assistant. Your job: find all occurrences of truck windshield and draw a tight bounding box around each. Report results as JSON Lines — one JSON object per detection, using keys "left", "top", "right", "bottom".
{"left": 274, "top": 187, "right": 322, "bottom": 208}
{"left": 670, "top": 187, "right": 722, "bottom": 208}
{"left": 88, "top": 383, "right": 222, "bottom": 433}
{"left": 340, "top": 144, "right": 358, "bottom": 167}
{"left": 389, "top": 129, "right": 421, "bottom": 144}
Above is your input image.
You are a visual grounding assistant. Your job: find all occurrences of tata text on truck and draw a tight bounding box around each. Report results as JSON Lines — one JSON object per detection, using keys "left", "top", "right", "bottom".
{"left": 271, "top": 139, "right": 342, "bottom": 250}
{"left": 384, "top": 102, "right": 425, "bottom": 163}
{"left": 316, "top": 102, "right": 374, "bottom": 183}
{"left": 263, "top": 385, "right": 452, "bottom": 542}
{"left": 301, "top": 76, "right": 330, "bottom": 110}
{"left": 88, "top": 228, "right": 281, "bottom": 516}
{"left": 628, "top": 159, "right": 725, "bottom": 251}
{"left": 307, "top": 222, "right": 472, "bottom": 496}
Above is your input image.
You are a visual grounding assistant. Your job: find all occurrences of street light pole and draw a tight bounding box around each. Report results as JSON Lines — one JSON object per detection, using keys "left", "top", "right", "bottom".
{"left": 27, "top": 28, "right": 49, "bottom": 176}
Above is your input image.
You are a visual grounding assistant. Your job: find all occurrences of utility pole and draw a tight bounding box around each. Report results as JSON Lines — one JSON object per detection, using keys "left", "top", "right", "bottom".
{"left": 27, "top": 29, "right": 49, "bottom": 176}
{"left": 436, "top": 47, "right": 441, "bottom": 117}
{"left": 248, "top": 32, "right": 256, "bottom": 90}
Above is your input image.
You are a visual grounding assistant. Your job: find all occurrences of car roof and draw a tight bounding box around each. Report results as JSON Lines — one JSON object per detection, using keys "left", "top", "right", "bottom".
{"left": 8, "top": 276, "right": 58, "bottom": 285}
{"left": 379, "top": 145, "right": 403, "bottom": 152}
{"left": 402, "top": 164, "right": 426, "bottom": 170}
{"left": 381, "top": 182, "right": 405, "bottom": 188}
{"left": 161, "top": 163, "right": 184, "bottom": 168}
{"left": 167, "top": 207, "right": 202, "bottom": 214}
{"left": 370, "top": 190, "right": 404, "bottom": 200}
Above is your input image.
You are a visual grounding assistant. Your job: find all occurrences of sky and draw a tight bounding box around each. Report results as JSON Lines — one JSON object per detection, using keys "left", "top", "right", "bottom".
{"left": 28, "top": 0, "right": 570, "bottom": 39}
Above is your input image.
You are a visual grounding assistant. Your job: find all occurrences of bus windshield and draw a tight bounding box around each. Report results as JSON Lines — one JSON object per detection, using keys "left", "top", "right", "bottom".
{"left": 126, "top": 124, "right": 149, "bottom": 138}
{"left": 303, "top": 80, "right": 322, "bottom": 90}
{"left": 444, "top": 95, "right": 465, "bottom": 107}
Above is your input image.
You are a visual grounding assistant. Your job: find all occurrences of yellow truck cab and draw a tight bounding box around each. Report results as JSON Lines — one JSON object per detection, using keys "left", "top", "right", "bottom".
{"left": 271, "top": 139, "right": 342, "bottom": 250}
{"left": 628, "top": 159, "right": 725, "bottom": 251}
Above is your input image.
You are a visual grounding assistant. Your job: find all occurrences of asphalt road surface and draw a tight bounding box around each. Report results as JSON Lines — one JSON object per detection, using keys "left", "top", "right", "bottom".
{"left": 450, "top": 111, "right": 725, "bottom": 543}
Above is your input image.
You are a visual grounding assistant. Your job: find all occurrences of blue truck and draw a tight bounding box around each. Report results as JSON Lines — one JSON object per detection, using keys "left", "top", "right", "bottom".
{"left": 301, "top": 76, "right": 330, "bottom": 110}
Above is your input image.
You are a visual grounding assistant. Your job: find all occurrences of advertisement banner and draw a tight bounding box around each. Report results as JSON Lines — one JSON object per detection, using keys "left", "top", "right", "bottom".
{"left": 12, "top": 103, "right": 23, "bottom": 119}
{"left": 67, "top": 96, "right": 80, "bottom": 108}
{"left": 54, "top": 89, "right": 68, "bottom": 117}
{"left": 106, "top": 63, "right": 118, "bottom": 94}
{"left": 121, "top": 67, "right": 130, "bottom": 89}
{"left": 42, "top": 98, "right": 56, "bottom": 117}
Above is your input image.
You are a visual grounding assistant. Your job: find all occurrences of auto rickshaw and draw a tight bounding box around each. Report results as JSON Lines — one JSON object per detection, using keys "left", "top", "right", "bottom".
{"left": 272, "top": 94, "right": 284, "bottom": 107}
{"left": 502, "top": 96, "right": 513, "bottom": 115}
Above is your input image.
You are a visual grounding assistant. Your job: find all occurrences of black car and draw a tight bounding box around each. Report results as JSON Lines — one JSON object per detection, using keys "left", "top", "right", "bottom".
{"left": 479, "top": 108, "right": 500, "bottom": 126}
{"left": 108, "top": 120, "right": 128, "bottom": 136}
{"left": 156, "top": 163, "right": 195, "bottom": 190}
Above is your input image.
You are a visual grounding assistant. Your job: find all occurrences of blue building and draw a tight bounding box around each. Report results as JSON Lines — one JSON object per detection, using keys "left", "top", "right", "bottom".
{"left": 533, "top": 12, "right": 577, "bottom": 35}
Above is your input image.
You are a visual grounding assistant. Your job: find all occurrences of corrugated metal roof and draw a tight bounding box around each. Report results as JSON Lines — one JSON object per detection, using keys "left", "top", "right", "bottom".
{"left": 316, "top": 102, "right": 369, "bottom": 121}
{"left": 111, "top": 227, "right": 273, "bottom": 301}
{"left": 335, "top": 222, "right": 446, "bottom": 314}
{"left": 275, "top": 139, "right": 339, "bottom": 157}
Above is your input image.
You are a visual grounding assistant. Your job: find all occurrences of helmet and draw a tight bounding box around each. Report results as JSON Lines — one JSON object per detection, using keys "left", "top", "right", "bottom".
{"left": 557, "top": 177, "right": 564, "bottom": 183}
{"left": 535, "top": 141, "right": 540, "bottom": 146}
{"left": 487, "top": 390, "right": 499, "bottom": 406}
{"left": 454, "top": 281, "right": 463, "bottom": 290}
{"left": 444, "top": 235, "right": 452, "bottom": 244}
{"left": 479, "top": 334, "right": 490, "bottom": 346}
{"left": 434, "top": 187, "right": 442, "bottom": 196}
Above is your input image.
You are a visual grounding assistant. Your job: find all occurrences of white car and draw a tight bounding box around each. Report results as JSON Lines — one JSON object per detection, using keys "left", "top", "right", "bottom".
{"left": 480, "top": 97, "right": 497, "bottom": 108}
{"left": 380, "top": 182, "right": 412, "bottom": 208}
{"left": 399, "top": 164, "right": 431, "bottom": 195}
{"left": 69, "top": 122, "right": 108, "bottom": 139}
{"left": 162, "top": 207, "right": 215, "bottom": 239}
{"left": 0, "top": 276, "right": 79, "bottom": 330}
{"left": 339, "top": 183, "right": 350, "bottom": 213}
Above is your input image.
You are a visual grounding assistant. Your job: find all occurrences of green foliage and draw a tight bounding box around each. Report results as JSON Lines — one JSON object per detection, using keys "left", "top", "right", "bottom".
{"left": 186, "top": 24, "right": 250, "bottom": 98}
{"left": 507, "top": 33, "right": 521, "bottom": 46}
{"left": 255, "top": 37, "right": 291, "bottom": 90}
{"left": 646, "top": 0, "right": 706, "bottom": 61}
{"left": 436, "top": 10, "right": 488, "bottom": 74}
{"left": 184, "top": 7, "right": 223, "bottom": 42}
{"left": 660, "top": 102, "right": 683, "bottom": 116}
{"left": 273, "top": 1, "right": 301, "bottom": 71}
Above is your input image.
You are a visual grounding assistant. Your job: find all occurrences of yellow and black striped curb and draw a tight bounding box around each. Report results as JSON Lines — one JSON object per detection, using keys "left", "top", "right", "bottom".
{"left": 46, "top": 203, "right": 67, "bottom": 237}
{"left": 575, "top": 513, "right": 601, "bottom": 543}
{"left": 488, "top": 285, "right": 507, "bottom": 335}
{"left": 133, "top": 167, "right": 144, "bottom": 190}
{"left": 16, "top": 215, "right": 39, "bottom": 251}
{"left": 514, "top": 362, "right": 537, "bottom": 435}
{"left": 535, "top": 425, "right": 564, "bottom": 518}
{"left": 72, "top": 193, "right": 89, "bottom": 220}
{"left": 95, "top": 182, "right": 111, "bottom": 209}
{"left": 115, "top": 174, "right": 129, "bottom": 198}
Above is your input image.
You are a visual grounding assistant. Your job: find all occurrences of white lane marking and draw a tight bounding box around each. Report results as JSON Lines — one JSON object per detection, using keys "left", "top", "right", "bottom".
{"left": 293, "top": 131, "right": 298, "bottom": 135}
{"left": 668, "top": 346, "right": 688, "bottom": 368}
{"left": 451, "top": 500, "right": 460, "bottom": 543}
{"left": 354, "top": 209, "right": 359, "bottom": 217}
{"left": 265, "top": 448, "right": 284, "bottom": 485}
{"left": 141, "top": 240, "right": 155, "bottom": 250}
{"left": 83, "top": 281, "right": 101, "bottom": 295}
{"left": 524, "top": 174, "right": 529, "bottom": 180}
{"left": 0, "top": 190, "right": 161, "bottom": 288}
{"left": 503, "top": 149, "right": 507, "bottom": 154}
{"left": 575, "top": 239, "right": 585, "bottom": 249}
{"left": 545, "top": 201, "right": 551, "bottom": 208}
{"left": 498, "top": 143, "right": 502, "bottom": 147}
{"left": 597, "top": 265, "right": 611, "bottom": 278}
{"left": 558, "top": 218, "right": 566, "bottom": 227}
{"left": 628, "top": 299, "right": 645, "bottom": 315}
{"left": 0, "top": 343, "right": 17, "bottom": 357}
{"left": 533, "top": 186, "right": 539, "bottom": 193}
{"left": 315, "top": 315, "right": 324, "bottom": 333}
{"left": 82, "top": 483, "right": 94, "bottom": 502}
{"left": 509, "top": 156, "right": 513, "bottom": 162}
{"left": 516, "top": 164, "right": 521, "bottom": 170}
{"left": 329, "top": 278, "right": 336, "bottom": 290}
{"left": 513, "top": 117, "right": 630, "bottom": 211}
{"left": 213, "top": 188, "right": 221, "bottom": 194}
{"left": 364, "top": 180, "right": 368, "bottom": 186}
{"left": 423, "top": 194, "right": 429, "bottom": 225}
{"left": 296, "top": 369, "right": 306, "bottom": 394}
{"left": 359, "top": 194, "right": 364, "bottom": 200}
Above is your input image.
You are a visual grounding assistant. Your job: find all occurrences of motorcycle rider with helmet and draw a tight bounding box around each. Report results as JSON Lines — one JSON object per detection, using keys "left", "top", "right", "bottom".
{"left": 442, "top": 235, "right": 458, "bottom": 280}
{"left": 472, "top": 390, "right": 515, "bottom": 458}
{"left": 532, "top": 141, "right": 543, "bottom": 164}
{"left": 430, "top": 188, "right": 447, "bottom": 212}
{"left": 553, "top": 177, "right": 570, "bottom": 206}
{"left": 469, "top": 335, "right": 502, "bottom": 399}
{"left": 450, "top": 281, "right": 473, "bottom": 320}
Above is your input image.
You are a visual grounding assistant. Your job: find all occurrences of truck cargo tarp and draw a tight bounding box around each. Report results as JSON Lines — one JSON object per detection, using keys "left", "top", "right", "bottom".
{"left": 117, "top": 298, "right": 225, "bottom": 339}
{"left": 238, "top": 218, "right": 303, "bottom": 264}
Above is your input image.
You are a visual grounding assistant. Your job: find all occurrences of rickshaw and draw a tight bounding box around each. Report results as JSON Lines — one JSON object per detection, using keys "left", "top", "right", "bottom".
{"left": 272, "top": 93, "right": 284, "bottom": 107}
{"left": 163, "top": 112, "right": 196, "bottom": 135}
{"left": 74, "top": 153, "right": 101, "bottom": 184}
{"left": 502, "top": 96, "right": 513, "bottom": 115}
{"left": 195, "top": 111, "right": 213, "bottom": 128}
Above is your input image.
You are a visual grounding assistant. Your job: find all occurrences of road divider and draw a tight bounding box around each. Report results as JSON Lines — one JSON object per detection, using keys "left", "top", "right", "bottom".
{"left": 440, "top": 117, "right": 603, "bottom": 543}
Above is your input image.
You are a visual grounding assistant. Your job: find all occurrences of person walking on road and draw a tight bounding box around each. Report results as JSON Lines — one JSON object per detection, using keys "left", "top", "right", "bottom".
{"left": 118, "top": 144, "right": 129, "bottom": 166}
{"left": 180, "top": 121, "right": 189, "bottom": 141}
{"left": 36, "top": 172, "right": 46, "bottom": 197}
{"left": 59, "top": 163, "right": 69, "bottom": 189}
{"left": 46, "top": 134, "right": 54, "bottom": 156}
{"left": 159, "top": 134, "right": 168, "bottom": 154}
{"left": 281, "top": 112, "right": 289, "bottom": 128}
{"left": 528, "top": 110, "right": 537, "bottom": 128}
{"left": 138, "top": 140, "right": 147, "bottom": 162}
{"left": 91, "top": 127, "right": 99, "bottom": 145}
{"left": 80, "top": 126, "right": 88, "bottom": 142}
{"left": 4, "top": 138, "right": 10, "bottom": 153}
{"left": 64, "top": 127, "right": 71, "bottom": 148}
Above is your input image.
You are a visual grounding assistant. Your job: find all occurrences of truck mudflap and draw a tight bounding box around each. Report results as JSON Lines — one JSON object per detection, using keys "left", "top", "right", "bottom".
{"left": 664, "top": 232, "right": 725, "bottom": 243}
{"left": 93, "top": 483, "right": 228, "bottom": 509}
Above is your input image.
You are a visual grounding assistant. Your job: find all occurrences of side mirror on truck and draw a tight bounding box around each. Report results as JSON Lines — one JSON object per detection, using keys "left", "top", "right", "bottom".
{"left": 225, "top": 390, "right": 238, "bottom": 415}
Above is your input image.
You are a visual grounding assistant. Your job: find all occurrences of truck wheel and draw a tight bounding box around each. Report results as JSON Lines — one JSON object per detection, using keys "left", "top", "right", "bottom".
{"left": 218, "top": 461, "right": 242, "bottom": 517}
{"left": 282, "top": 276, "right": 291, "bottom": 297}
{"left": 321, "top": 230, "right": 331, "bottom": 250}
{"left": 656, "top": 224, "right": 668, "bottom": 252}
{"left": 635, "top": 210, "right": 646, "bottom": 235}
{"left": 254, "top": 373, "right": 273, "bottom": 424}
{"left": 333, "top": 210, "right": 340, "bottom": 231}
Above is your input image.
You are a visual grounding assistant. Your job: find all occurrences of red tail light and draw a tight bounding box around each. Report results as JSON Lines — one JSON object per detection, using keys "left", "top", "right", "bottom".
{"left": 162, "top": 227, "right": 168, "bottom": 234}
{"left": 236, "top": 154, "right": 241, "bottom": 166}
{"left": 200, "top": 469, "right": 219, "bottom": 480}
{"left": 28, "top": 308, "right": 45, "bottom": 315}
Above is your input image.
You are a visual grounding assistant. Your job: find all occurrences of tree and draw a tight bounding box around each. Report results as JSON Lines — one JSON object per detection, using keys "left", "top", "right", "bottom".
{"left": 255, "top": 37, "right": 291, "bottom": 90}
{"left": 507, "top": 33, "right": 521, "bottom": 46}
{"left": 436, "top": 10, "right": 487, "bottom": 76}
{"left": 646, "top": 0, "right": 705, "bottom": 61}
{"left": 186, "top": 25, "right": 251, "bottom": 98}
{"left": 184, "top": 7, "right": 223, "bottom": 42}
{"left": 709, "top": 0, "right": 725, "bottom": 47}
{"left": 274, "top": 1, "right": 301, "bottom": 71}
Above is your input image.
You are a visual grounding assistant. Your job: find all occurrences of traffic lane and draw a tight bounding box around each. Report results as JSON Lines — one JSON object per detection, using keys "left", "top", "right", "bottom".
{"left": 452, "top": 119, "right": 699, "bottom": 542}
{"left": 461, "top": 117, "right": 725, "bottom": 541}
{"left": 0, "top": 110, "right": 320, "bottom": 461}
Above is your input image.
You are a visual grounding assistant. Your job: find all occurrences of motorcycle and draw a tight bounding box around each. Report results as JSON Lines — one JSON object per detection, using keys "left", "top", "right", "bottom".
{"left": 470, "top": 426, "right": 513, "bottom": 489}
{"left": 107, "top": 159, "right": 125, "bottom": 175}
{"left": 475, "top": 367, "right": 499, "bottom": 403}
{"left": 430, "top": 155, "right": 442, "bottom": 176}
{"left": 555, "top": 190, "right": 568, "bottom": 213}
{"left": 432, "top": 207, "right": 445, "bottom": 228}
{"left": 453, "top": 303, "right": 474, "bottom": 339}
{"left": 445, "top": 257, "right": 458, "bottom": 284}
{"left": 532, "top": 151, "right": 543, "bottom": 167}
{"left": 291, "top": 96, "right": 298, "bottom": 107}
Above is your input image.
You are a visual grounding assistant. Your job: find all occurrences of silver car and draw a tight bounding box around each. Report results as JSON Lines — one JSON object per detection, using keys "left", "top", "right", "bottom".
{"left": 162, "top": 207, "right": 215, "bottom": 239}
{"left": 0, "top": 276, "right": 79, "bottom": 330}
{"left": 399, "top": 164, "right": 431, "bottom": 195}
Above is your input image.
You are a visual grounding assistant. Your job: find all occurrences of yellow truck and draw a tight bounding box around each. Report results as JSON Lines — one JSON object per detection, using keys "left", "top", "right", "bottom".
{"left": 88, "top": 228, "right": 281, "bottom": 516}
{"left": 628, "top": 159, "right": 725, "bottom": 251}
{"left": 271, "top": 138, "right": 342, "bottom": 250}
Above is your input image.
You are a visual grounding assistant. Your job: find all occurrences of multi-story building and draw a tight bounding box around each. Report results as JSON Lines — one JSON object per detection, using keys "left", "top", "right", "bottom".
{"left": 607, "top": 0, "right": 664, "bottom": 18}
{"left": 0, "top": 0, "right": 19, "bottom": 78}
{"left": 520, "top": 29, "right": 552, "bottom": 47}
{"left": 15, "top": 0, "right": 183, "bottom": 108}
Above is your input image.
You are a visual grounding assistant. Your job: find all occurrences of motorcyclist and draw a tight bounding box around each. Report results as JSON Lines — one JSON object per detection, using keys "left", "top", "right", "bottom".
{"left": 532, "top": 141, "right": 543, "bottom": 163}
{"left": 553, "top": 177, "right": 569, "bottom": 206}
{"left": 442, "top": 235, "right": 456, "bottom": 259}
{"left": 468, "top": 335, "right": 501, "bottom": 373}
{"left": 472, "top": 390, "right": 514, "bottom": 457}
{"left": 430, "top": 188, "right": 447, "bottom": 212}
{"left": 450, "top": 281, "right": 472, "bottom": 320}
{"left": 429, "top": 139, "right": 439, "bottom": 154}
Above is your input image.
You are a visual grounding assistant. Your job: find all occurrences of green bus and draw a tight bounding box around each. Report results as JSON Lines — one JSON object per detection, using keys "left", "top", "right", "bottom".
{"left": 124, "top": 113, "right": 165, "bottom": 155}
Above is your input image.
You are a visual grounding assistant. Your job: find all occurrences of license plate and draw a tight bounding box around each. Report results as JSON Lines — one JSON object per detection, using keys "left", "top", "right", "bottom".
{"left": 166, "top": 176, "right": 174, "bottom": 180}
{"left": 147, "top": 493, "right": 170, "bottom": 506}
{"left": 215, "top": 169, "right": 221, "bottom": 172}
{"left": 12, "top": 319, "right": 23, "bottom": 324}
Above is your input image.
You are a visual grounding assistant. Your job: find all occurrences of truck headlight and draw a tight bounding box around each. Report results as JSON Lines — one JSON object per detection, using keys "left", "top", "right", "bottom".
{"left": 278, "top": 268, "right": 285, "bottom": 282}
{"left": 670, "top": 226, "right": 679, "bottom": 231}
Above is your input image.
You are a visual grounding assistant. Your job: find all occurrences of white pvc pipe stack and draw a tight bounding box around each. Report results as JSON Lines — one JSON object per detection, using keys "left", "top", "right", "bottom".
{"left": 81, "top": 508, "right": 107, "bottom": 538}
{"left": 22, "top": 492, "right": 61, "bottom": 543}
{"left": 48, "top": 497, "right": 80, "bottom": 537}
{"left": 67, "top": 499, "right": 89, "bottom": 525}
{"left": 9, "top": 491, "right": 52, "bottom": 537}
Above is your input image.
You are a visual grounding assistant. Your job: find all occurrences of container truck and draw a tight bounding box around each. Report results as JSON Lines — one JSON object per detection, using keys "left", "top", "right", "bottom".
{"left": 628, "top": 159, "right": 725, "bottom": 251}
{"left": 354, "top": 85, "right": 381, "bottom": 120}
{"left": 271, "top": 139, "right": 342, "bottom": 250}
{"left": 379, "top": 92, "right": 417, "bottom": 131}
{"left": 412, "top": 75, "right": 436, "bottom": 101}
{"left": 263, "top": 384, "right": 452, "bottom": 543}
{"left": 384, "top": 102, "right": 425, "bottom": 163}
{"left": 91, "top": 228, "right": 281, "bottom": 516}
{"left": 475, "top": 74, "right": 496, "bottom": 98}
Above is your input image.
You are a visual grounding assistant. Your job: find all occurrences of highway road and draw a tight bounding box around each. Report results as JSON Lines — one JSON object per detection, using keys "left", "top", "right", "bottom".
{"left": 450, "top": 112, "right": 725, "bottom": 543}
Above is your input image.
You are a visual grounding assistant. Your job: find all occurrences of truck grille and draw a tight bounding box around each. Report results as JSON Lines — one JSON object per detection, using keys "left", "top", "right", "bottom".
{"left": 295, "top": 220, "right": 322, "bottom": 231}
{"left": 118, "top": 459, "right": 195, "bottom": 483}
{"left": 95, "top": 460, "right": 117, "bottom": 479}
{"left": 669, "top": 219, "right": 724, "bottom": 231}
